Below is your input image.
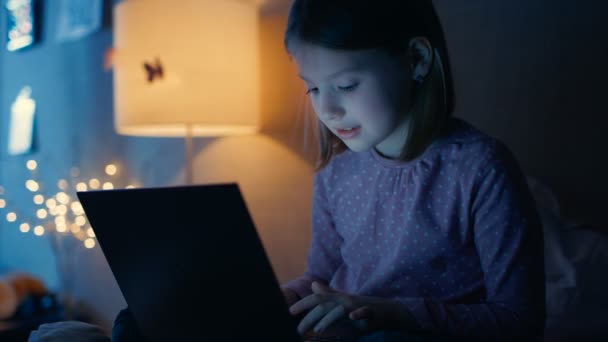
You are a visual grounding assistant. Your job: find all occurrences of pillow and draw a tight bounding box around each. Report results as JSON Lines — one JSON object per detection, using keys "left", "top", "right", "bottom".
{"left": 526, "top": 176, "right": 577, "bottom": 314}
{"left": 527, "top": 176, "right": 608, "bottom": 339}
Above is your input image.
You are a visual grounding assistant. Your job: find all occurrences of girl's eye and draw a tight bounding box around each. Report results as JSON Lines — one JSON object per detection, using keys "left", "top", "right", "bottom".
{"left": 306, "top": 87, "right": 318, "bottom": 95}
{"left": 338, "top": 83, "right": 359, "bottom": 92}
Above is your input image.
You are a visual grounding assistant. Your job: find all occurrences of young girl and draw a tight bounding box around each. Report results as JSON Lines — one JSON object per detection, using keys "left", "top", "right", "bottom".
{"left": 280, "top": 0, "right": 546, "bottom": 340}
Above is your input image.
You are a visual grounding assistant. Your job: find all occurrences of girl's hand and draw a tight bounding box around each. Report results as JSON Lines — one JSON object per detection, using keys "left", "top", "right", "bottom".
{"left": 280, "top": 286, "right": 300, "bottom": 307}
{"left": 289, "top": 281, "right": 410, "bottom": 336}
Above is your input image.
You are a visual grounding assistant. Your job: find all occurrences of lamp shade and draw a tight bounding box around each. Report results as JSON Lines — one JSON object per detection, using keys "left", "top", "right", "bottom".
{"left": 113, "top": 0, "right": 260, "bottom": 137}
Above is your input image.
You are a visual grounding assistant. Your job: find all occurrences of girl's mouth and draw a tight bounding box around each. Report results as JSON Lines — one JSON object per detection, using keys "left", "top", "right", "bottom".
{"left": 336, "top": 127, "right": 361, "bottom": 139}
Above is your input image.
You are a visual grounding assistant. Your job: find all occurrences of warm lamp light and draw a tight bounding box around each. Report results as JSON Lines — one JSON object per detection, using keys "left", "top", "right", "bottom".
{"left": 112, "top": 0, "right": 261, "bottom": 183}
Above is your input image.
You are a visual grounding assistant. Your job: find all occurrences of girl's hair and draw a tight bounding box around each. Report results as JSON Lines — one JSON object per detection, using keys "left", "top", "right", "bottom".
{"left": 284, "top": 0, "right": 455, "bottom": 169}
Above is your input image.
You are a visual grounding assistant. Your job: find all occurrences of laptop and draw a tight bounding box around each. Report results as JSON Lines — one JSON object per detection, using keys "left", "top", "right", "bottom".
{"left": 76, "top": 183, "right": 304, "bottom": 341}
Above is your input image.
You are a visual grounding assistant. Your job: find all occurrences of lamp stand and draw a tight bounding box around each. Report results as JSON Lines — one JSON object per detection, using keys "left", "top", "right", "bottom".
{"left": 185, "top": 123, "right": 193, "bottom": 185}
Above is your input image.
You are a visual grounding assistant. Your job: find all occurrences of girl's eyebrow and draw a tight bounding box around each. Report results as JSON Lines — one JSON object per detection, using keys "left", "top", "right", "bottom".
{"left": 299, "top": 64, "right": 365, "bottom": 83}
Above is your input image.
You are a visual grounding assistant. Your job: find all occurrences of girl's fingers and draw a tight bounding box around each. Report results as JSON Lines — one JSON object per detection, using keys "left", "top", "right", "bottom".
{"left": 314, "top": 304, "right": 346, "bottom": 334}
{"left": 281, "top": 287, "right": 300, "bottom": 306}
{"left": 311, "top": 281, "right": 334, "bottom": 294}
{"left": 349, "top": 306, "right": 373, "bottom": 320}
{"left": 297, "top": 302, "right": 336, "bottom": 335}
{"left": 290, "top": 293, "right": 325, "bottom": 315}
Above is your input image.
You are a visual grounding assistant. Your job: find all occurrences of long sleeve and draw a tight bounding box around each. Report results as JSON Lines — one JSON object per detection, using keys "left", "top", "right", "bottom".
{"left": 282, "top": 173, "right": 344, "bottom": 299}
{"left": 395, "top": 143, "right": 546, "bottom": 339}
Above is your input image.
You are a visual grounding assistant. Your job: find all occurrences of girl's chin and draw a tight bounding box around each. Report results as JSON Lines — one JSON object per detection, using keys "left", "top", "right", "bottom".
{"left": 342, "top": 141, "right": 372, "bottom": 153}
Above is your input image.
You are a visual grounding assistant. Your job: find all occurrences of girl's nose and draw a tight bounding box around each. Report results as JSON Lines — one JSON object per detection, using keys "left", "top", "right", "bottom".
{"left": 318, "top": 93, "right": 345, "bottom": 121}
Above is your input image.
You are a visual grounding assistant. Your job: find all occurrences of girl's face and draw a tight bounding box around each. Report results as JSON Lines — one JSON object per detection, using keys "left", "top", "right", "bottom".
{"left": 292, "top": 42, "right": 414, "bottom": 158}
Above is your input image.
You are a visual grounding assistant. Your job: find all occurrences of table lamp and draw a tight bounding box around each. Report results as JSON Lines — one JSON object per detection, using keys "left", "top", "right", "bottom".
{"left": 112, "top": 0, "right": 261, "bottom": 184}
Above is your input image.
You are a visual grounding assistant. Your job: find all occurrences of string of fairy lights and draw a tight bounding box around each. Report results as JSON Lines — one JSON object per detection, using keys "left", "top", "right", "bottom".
{"left": 0, "top": 159, "right": 139, "bottom": 249}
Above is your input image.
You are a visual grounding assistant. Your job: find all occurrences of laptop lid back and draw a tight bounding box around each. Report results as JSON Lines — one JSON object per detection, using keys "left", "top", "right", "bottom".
{"left": 77, "top": 183, "right": 300, "bottom": 341}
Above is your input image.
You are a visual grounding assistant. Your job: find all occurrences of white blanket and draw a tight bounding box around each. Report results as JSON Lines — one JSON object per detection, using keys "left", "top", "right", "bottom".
{"left": 28, "top": 321, "right": 110, "bottom": 342}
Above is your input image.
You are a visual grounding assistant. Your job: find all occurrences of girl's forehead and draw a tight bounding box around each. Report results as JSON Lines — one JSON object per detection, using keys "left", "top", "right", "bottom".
{"left": 292, "top": 42, "right": 394, "bottom": 80}
{"left": 293, "top": 44, "right": 361, "bottom": 66}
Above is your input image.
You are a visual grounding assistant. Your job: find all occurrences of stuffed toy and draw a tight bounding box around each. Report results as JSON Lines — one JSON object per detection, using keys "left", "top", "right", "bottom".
{"left": 0, "top": 271, "right": 47, "bottom": 320}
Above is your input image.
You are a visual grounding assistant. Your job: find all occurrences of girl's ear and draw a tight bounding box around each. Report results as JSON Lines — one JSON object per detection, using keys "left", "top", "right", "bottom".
{"left": 407, "top": 37, "right": 433, "bottom": 83}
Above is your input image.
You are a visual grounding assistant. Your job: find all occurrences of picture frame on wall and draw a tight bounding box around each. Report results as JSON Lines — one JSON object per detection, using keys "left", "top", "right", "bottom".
{"left": 5, "top": 0, "right": 40, "bottom": 52}
{"left": 55, "top": 0, "right": 103, "bottom": 43}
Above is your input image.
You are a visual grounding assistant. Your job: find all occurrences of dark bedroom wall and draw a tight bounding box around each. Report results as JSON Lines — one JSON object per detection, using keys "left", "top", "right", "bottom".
{"left": 434, "top": 0, "right": 608, "bottom": 228}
